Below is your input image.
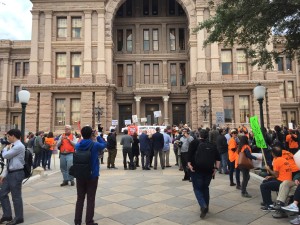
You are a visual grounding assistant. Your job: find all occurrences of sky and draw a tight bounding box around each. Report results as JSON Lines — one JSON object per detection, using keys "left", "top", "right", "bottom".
{"left": 0, "top": 0, "right": 33, "bottom": 40}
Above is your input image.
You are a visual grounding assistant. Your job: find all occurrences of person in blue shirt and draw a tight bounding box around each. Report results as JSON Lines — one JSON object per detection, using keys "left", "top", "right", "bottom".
{"left": 74, "top": 126, "right": 106, "bottom": 225}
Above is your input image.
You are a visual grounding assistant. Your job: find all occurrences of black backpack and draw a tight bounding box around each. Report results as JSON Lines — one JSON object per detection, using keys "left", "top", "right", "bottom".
{"left": 194, "top": 141, "right": 216, "bottom": 172}
{"left": 69, "top": 142, "right": 94, "bottom": 179}
{"left": 23, "top": 147, "right": 33, "bottom": 184}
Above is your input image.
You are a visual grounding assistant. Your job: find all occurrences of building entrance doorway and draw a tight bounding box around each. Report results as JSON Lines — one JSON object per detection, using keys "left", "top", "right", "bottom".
{"left": 145, "top": 104, "right": 159, "bottom": 125}
{"left": 119, "top": 105, "right": 132, "bottom": 132}
{"left": 172, "top": 104, "right": 185, "bottom": 125}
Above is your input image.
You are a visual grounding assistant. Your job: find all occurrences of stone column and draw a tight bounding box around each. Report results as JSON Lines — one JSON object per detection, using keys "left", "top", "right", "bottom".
{"left": 210, "top": 12, "right": 221, "bottom": 81}
{"left": 210, "top": 89, "right": 224, "bottom": 126}
{"left": 28, "top": 11, "right": 40, "bottom": 84}
{"left": 195, "top": 8, "right": 206, "bottom": 81}
{"left": 163, "top": 96, "right": 169, "bottom": 125}
{"left": 1, "top": 59, "right": 9, "bottom": 103}
{"left": 162, "top": 23, "right": 167, "bottom": 52}
{"left": 136, "top": 61, "right": 141, "bottom": 86}
{"left": 80, "top": 91, "right": 93, "bottom": 127}
{"left": 96, "top": 9, "right": 107, "bottom": 83}
{"left": 134, "top": 96, "right": 141, "bottom": 122}
{"left": 105, "top": 41, "right": 113, "bottom": 83}
{"left": 41, "top": 11, "right": 52, "bottom": 84}
{"left": 82, "top": 11, "right": 92, "bottom": 83}
{"left": 266, "top": 85, "right": 282, "bottom": 128}
{"left": 163, "top": 60, "right": 168, "bottom": 84}
{"left": 26, "top": 92, "right": 39, "bottom": 133}
{"left": 39, "top": 92, "right": 53, "bottom": 131}
{"left": 135, "top": 24, "right": 140, "bottom": 54}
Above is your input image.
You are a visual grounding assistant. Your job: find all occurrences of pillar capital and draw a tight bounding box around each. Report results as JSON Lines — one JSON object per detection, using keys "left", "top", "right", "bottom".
{"left": 163, "top": 96, "right": 169, "bottom": 102}
{"left": 134, "top": 96, "right": 141, "bottom": 102}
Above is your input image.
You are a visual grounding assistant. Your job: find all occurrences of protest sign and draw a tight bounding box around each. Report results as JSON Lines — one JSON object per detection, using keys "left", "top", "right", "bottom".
{"left": 250, "top": 116, "right": 267, "bottom": 149}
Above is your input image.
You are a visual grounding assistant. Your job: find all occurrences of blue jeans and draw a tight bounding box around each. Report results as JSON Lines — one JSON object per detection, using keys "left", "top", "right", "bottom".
{"left": 229, "top": 161, "right": 240, "bottom": 185}
{"left": 220, "top": 152, "right": 229, "bottom": 173}
{"left": 190, "top": 172, "right": 212, "bottom": 208}
{"left": 60, "top": 153, "right": 74, "bottom": 182}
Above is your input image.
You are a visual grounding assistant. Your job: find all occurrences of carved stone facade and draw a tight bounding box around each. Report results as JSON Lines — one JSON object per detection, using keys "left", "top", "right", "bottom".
{"left": 0, "top": 0, "right": 299, "bottom": 134}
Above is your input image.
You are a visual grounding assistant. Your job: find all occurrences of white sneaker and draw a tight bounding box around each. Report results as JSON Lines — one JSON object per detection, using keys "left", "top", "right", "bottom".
{"left": 290, "top": 215, "right": 300, "bottom": 225}
{"left": 282, "top": 203, "right": 299, "bottom": 212}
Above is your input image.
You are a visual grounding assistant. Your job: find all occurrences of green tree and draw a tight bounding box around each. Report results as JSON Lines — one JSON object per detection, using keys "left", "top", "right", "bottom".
{"left": 195, "top": 0, "right": 300, "bottom": 69}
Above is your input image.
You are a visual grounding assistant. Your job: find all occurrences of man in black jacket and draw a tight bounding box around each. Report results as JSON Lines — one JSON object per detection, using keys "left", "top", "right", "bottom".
{"left": 216, "top": 128, "right": 228, "bottom": 174}
{"left": 107, "top": 129, "right": 117, "bottom": 169}
{"left": 151, "top": 127, "right": 165, "bottom": 170}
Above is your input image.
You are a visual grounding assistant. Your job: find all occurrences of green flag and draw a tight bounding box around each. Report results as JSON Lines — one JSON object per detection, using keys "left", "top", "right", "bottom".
{"left": 250, "top": 116, "right": 267, "bottom": 148}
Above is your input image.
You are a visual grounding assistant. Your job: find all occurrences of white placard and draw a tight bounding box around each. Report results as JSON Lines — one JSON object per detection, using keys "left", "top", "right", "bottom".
{"left": 289, "top": 123, "right": 293, "bottom": 130}
{"left": 252, "top": 153, "right": 263, "bottom": 168}
{"left": 154, "top": 111, "right": 161, "bottom": 118}
{"left": 132, "top": 115, "right": 138, "bottom": 123}
{"left": 141, "top": 118, "right": 147, "bottom": 122}
{"left": 124, "top": 120, "right": 131, "bottom": 125}
{"left": 112, "top": 120, "right": 118, "bottom": 126}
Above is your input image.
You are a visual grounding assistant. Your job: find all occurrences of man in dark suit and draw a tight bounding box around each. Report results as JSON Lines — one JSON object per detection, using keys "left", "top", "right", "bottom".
{"left": 139, "top": 130, "right": 151, "bottom": 170}
{"left": 151, "top": 127, "right": 165, "bottom": 170}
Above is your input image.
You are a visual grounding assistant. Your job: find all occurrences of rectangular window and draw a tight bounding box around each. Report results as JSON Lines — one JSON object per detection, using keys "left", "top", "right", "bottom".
{"left": 144, "top": 64, "right": 150, "bottom": 84}
{"left": 126, "top": 29, "right": 133, "bottom": 52}
{"left": 143, "top": 29, "right": 150, "bottom": 51}
{"left": 23, "top": 62, "right": 29, "bottom": 76}
{"left": 117, "top": 30, "right": 123, "bottom": 51}
{"left": 71, "top": 99, "right": 81, "bottom": 125}
{"left": 117, "top": 4, "right": 124, "bottom": 17}
{"left": 71, "top": 53, "right": 81, "bottom": 78}
{"left": 221, "top": 50, "right": 232, "bottom": 75}
{"left": 287, "top": 81, "right": 294, "bottom": 98}
{"left": 169, "top": 0, "right": 175, "bottom": 15}
{"left": 169, "top": 29, "right": 176, "bottom": 51}
{"left": 179, "top": 28, "right": 185, "bottom": 50}
{"left": 153, "top": 64, "right": 159, "bottom": 84}
{"left": 224, "top": 96, "right": 234, "bottom": 123}
{"left": 152, "top": 0, "right": 158, "bottom": 15}
{"left": 127, "top": 64, "right": 133, "bottom": 87}
{"left": 126, "top": 0, "right": 132, "bottom": 16}
{"left": 279, "top": 83, "right": 285, "bottom": 98}
{"left": 178, "top": 2, "right": 185, "bottom": 15}
{"left": 15, "top": 62, "right": 21, "bottom": 76}
{"left": 179, "top": 63, "right": 186, "bottom": 86}
{"left": 277, "top": 57, "right": 283, "bottom": 71}
{"left": 153, "top": 29, "right": 159, "bottom": 51}
{"left": 239, "top": 96, "right": 249, "bottom": 123}
{"left": 72, "top": 17, "right": 82, "bottom": 38}
{"left": 170, "top": 63, "right": 177, "bottom": 86}
{"left": 236, "top": 49, "right": 247, "bottom": 74}
{"left": 291, "top": 111, "right": 296, "bottom": 125}
{"left": 13, "top": 116, "right": 18, "bottom": 129}
{"left": 286, "top": 57, "right": 292, "bottom": 71}
{"left": 143, "top": 0, "right": 149, "bottom": 15}
{"left": 55, "top": 99, "right": 66, "bottom": 125}
{"left": 57, "top": 17, "right": 67, "bottom": 38}
{"left": 117, "top": 64, "right": 123, "bottom": 87}
{"left": 282, "top": 112, "right": 287, "bottom": 127}
{"left": 14, "top": 86, "right": 20, "bottom": 103}
{"left": 56, "top": 53, "right": 67, "bottom": 78}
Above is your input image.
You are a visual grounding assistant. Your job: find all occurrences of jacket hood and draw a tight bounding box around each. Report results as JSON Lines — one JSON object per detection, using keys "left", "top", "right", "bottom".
{"left": 76, "top": 139, "right": 93, "bottom": 151}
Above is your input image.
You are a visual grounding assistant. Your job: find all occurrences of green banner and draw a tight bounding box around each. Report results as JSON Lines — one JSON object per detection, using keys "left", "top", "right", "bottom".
{"left": 250, "top": 116, "right": 267, "bottom": 148}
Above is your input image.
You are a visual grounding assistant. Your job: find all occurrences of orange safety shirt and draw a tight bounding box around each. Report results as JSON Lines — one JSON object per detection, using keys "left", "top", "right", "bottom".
{"left": 45, "top": 137, "right": 56, "bottom": 150}
{"left": 286, "top": 134, "right": 299, "bottom": 149}
{"left": 228, "top": 137, "right": 238, "bottom": 162}
{"left": 282, "top": 150, "right": 299, "bottom": 172}
{"left": 60, "top": 133, "right": 75, "bottom": 153}
{"left": 273, "top": 157, "right": 292, "bottom": 182}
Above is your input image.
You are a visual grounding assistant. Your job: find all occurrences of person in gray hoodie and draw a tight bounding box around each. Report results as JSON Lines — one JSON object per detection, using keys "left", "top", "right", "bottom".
{"left": 120, "top": 130, "right": 134, "bottom": 170}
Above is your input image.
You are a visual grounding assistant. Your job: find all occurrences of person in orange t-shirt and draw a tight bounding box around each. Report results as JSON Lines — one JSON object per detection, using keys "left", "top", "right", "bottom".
{"left": 228, "top": 129, "right": 240, "bottom": 188}
{"left": 44, "top": 131, "right": 56, "bottom": 170}
{"left": 260, "top": 146, "right": 292, "bottom": 210}
{"left": 282, "top": 149, "right": 299, "bottom": 173}
{"left": 286, "top": 129, "right": 299, "bottom": 155}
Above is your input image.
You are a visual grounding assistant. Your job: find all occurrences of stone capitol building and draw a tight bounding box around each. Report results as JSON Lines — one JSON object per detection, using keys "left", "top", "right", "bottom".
{"left": 0, "top": 0, "right": 299, "bottom": 134}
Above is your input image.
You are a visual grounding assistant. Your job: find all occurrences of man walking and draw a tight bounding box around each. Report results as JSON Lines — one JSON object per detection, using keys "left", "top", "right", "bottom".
{"left": 187, "top": 129, "right": 220, "bottom": 219}
{"left": 57, "top": 125, "right": 77, "bottom": 186}
{"left": 0, "top": 129, "right": 25, "bottom": 225}
{"left": 74, "top": 126, "right": 106, "bottom": 225}
{"left": 152, "top": 127, "right": 165, "bottom": 170}
{"left": 107, "top": 129, "right": 117, "bottom": 169}
{"left": 120, "top": 130, "right": 134, "bottom": 170}
{"left": 180, "top": 128, "right": 194, "bottom": 181}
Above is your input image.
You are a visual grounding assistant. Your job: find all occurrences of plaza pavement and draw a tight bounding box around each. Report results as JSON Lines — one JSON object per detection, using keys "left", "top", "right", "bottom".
{"left": 20, "top": 142, "right": 294, "bottom": 225}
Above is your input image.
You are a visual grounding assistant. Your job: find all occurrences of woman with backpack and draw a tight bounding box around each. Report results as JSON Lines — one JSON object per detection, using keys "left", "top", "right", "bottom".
{"left": 236, "top": 136, "right": 261, "bottom": 198}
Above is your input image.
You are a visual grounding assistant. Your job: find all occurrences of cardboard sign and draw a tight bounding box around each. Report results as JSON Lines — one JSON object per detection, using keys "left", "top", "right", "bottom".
{"left": 112, "top": 120, "right": 118, "bottom": 126}
{"left": 124, "top": 120, "right": 131, "bottom": 125}
{"left": 132, "top": 115, "right": 138, "bottom": 123}
{"left": 216, "top": 112, "right": 225, "bottom": 124}
{"left": 250, "top": 116, "right": 267, "bottom": 148}
{"left": 154, "top": 111, "right": 161, "bottom": 118}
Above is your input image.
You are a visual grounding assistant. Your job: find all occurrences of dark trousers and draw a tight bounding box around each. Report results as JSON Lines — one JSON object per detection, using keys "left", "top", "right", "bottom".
{"left": 260, "top": 179, "right": 281, "bottom": 205}
{"left": 181, "top": 152, "right": 190, "bottom": 180}
{"left": 42, "top": 150, "right": 52, "bottom": 169}
{"left": 173, "top": 146, "right": 179, "bottom": 165}
{"left": 149, "top": 149, "right": 154, "bottom": 166}
{"left": 229, "top": 161, "right": 240, "bottom": 185}
{"left": 190, "top": 172, "right": 212, "bottom": 208}
{"left": 74, "top": 177, "right": 98, "bottom": 225}
{"left": 107, "top": 148, "right": 117, "bottom": 168}
{"left": 241, "top": 168, "right": 250, "bottom": 194}
{"left": 33, "top": 152, "right": 42, "bottom": 168}
{"left": 141, "top": 151, "right": 150, "bottom": 168}
{"left": 0, "top": 170, "right": 24, "bottom": 221}
{"left": 122, "top": 147, "right": 133, "bottom": 169}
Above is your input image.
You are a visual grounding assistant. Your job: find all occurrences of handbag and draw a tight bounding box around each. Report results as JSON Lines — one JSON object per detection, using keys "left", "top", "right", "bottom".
{"left": 238, "top": 151, "right": 254, "bottom": 169}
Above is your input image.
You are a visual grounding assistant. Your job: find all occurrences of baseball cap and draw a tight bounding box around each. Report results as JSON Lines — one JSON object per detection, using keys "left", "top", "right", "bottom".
{"left": 231, "top": 129, "right": 237, "bottom": 134}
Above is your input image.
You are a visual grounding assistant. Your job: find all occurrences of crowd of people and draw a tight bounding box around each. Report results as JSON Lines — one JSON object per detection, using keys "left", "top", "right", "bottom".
{"left": 0, "top": 123, "right": 300, "bottom": 224}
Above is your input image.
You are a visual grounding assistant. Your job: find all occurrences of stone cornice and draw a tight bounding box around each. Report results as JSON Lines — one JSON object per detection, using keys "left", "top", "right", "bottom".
{"left": 187, "top": 80, "right": 284, "bottom": 90}
{"left": 23, "top": 83, "right": 116, "bottom": 91}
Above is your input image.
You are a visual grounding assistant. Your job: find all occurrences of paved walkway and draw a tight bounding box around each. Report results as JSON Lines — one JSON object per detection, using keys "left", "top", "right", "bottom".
{"left": 19, "top": 146, "right": 294, "bottom": 225}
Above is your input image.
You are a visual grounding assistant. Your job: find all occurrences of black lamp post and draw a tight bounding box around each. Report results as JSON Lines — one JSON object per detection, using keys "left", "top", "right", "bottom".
{"left": 200, "top": 100, "right": 210, "bottom": 121}
{"left": 18, "top": 89, "right": 30, "bottom": 143}
{"left": 253, "top": 83, "right": 266, "bottom": 132}
{"left": 94, "top": 101, "right": 104, "bottom": 125}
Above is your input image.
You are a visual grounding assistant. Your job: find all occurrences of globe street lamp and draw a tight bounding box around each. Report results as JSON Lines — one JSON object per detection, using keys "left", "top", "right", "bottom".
{"left": 18, "top": 89, "right": 30, "bottom": 143}
{"left": 253, "top": 83, "right": 266, "bottom": 132}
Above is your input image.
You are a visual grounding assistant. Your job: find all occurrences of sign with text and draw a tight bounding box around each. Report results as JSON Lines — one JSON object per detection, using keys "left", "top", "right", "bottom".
{"left": 216, "top": 112, "right": 225, "bottom": 124}
{"left": 154, "top": 111, "right": 161, "bottom": 118}
{"left": 141, "top": 118, "right": 147, "bottom": 122}
{"left": 132, "top": 115, "right": 138, "bottom": 123}
{"left": 250, "top": 116, "right": 267, "bottom": 148}
{"left": 124, "top": 120, "right": 131, "bottom": 125}
{"left": 112, "top": 120, "right": 118, "bottom": 126}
